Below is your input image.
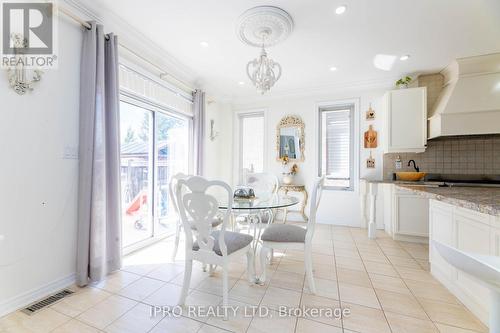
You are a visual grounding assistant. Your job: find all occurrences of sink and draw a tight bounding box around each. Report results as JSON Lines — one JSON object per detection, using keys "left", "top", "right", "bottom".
{"left": 396, "top": 172, "right": 427, "bottom": 181}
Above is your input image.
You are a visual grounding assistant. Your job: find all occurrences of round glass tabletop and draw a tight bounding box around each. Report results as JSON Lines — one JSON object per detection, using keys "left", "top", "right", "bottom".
{"left": 218, "top": 195, "right": 299, "bottom": 210}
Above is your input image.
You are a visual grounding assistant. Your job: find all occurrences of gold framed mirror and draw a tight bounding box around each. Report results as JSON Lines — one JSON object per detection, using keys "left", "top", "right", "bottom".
{"left": 276, "top": 115, "right": 305, "bottom": 162}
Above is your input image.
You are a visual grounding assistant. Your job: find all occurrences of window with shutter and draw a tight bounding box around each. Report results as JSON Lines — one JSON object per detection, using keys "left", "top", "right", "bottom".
{"left": 319, "top": 105, "right": 354, "bottom": 190}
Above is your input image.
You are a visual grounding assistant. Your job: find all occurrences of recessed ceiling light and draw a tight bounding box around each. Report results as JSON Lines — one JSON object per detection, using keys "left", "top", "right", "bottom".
{"left": 238, "top": 81, "right": 245, "bottom": 85}
{"left": 400, "top": 55, "right": 410, "bottom": 61}
{"left": 374, "top": 54, "right": 397, "bottom": 71}
{"left": 200, "top": 41, "right": 209, "bottom": 47}
{"left": 329, "top": 66, "right": 338, "bottom": 71}
{"left": 335, "top": 5, "right": 347, "bottom": 15}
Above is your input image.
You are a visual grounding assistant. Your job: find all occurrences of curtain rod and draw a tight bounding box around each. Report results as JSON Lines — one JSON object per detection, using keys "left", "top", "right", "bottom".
{"left": 58, "top": 6, "right": 196, "bottom": 94}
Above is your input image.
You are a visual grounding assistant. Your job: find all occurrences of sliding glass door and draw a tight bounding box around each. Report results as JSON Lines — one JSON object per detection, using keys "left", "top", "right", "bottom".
{"left": 154, "top": 112, "right": 190, "bottom": 236}
{"left": 120, "top": 102, "right": 153, "bottom": 247}
{"left": 119, "top": 98, "right": 190, "bottom": 249}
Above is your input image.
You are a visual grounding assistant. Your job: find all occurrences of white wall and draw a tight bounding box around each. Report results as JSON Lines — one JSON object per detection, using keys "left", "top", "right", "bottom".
{"left": 232, "top": 87, "right": 388, "bottom": 226}
{"left": 0, "top": 17, "right": 81, "bottom": 316}
{"left": 204, "top": 101, "right": 234, "bottom": 185}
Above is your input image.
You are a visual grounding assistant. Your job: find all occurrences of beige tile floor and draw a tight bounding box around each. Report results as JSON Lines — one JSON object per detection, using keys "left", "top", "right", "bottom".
{"left": 0, "top": 225, "right": 489, "bottom": 333}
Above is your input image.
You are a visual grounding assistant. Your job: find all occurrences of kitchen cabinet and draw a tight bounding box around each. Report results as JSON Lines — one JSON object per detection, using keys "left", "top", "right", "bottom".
{"left": 429, "top": 200, "right": 497, "bottom": 326}
{"left": 429, "top": 200, "right": 454, "bottom": 280}
{"left": 492, "top": 227, "right": 500, "bottom": 257}
{"left": 383, "top": 87, "right": 427, "bottom": 153}
{"left": 454, "top": 208, "right": 491, "bottom": 313}
{"left": 393, "top": 188, "right": 429, "bottom": 240}
{"left": 379, "top": 184, "right": 429, "bottom": 243}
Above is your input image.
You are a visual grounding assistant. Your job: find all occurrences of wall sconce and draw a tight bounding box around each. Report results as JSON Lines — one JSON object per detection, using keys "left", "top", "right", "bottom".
{"left": 7, "top": 33, "right": 43, "bottom": 95}
{"left": 209, "top": 119, "right": 219, "bottom": 141}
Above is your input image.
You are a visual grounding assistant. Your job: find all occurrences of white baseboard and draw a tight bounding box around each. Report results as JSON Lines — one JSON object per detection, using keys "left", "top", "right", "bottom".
{"left": 316, "top": 219, "right": 363, "bottom": 227}
{"left": 0, "top": 273, "right": 76, "bottom": 318}
{"left": 393, "top": 233, "right": 429, "bottom": 244}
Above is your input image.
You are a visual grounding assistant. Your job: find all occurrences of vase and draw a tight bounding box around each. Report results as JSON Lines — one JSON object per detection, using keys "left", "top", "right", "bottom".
{"left": 282, "top": 174, "right": 294, "bottom": 185}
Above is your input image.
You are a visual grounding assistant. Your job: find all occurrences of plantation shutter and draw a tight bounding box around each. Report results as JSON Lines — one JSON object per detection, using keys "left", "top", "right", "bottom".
{"left": 320, "top": 106, "right": 353, "bottom": 189}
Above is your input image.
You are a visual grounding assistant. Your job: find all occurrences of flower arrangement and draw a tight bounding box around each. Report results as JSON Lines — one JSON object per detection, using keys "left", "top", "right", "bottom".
{"left": 280, "top": 155, "right": 298, "bottom": 175}
{"left": 281, "top": 161, "right": 298, "bottom": 185}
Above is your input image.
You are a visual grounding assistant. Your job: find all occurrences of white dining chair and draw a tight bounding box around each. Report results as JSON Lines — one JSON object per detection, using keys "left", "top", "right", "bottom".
{"left": 169, "top": 173, "right": 223, "bottom": 261}
{"left": 235, "top": 172, "right": 279, "bottom": 226}
{"left": 245, "top": 172, "right": 280, "bottom": 197}
{"left": 432, "top": 240, "right": 500, "bottom": 332}
{"left": 176, "top": 176, "right": 255, "bottom": 319}
{"left": 259, "top": 176, "right": 324, "bottom": 294}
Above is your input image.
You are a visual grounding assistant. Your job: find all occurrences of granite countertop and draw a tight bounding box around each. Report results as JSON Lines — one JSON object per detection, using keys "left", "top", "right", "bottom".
{"left": 361, "top": 179, "right": 404, "bottom": 184}
{"left": 361, "top": 179, "right": 445, "bottom": 186}
{"left": 397, "top": 185, "right": 500, "bottom": 216}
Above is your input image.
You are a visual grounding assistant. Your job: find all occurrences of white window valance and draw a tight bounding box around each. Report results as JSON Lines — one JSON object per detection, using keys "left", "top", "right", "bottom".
{"left": 119, "top": 63, "right": 193, "bottom": 117}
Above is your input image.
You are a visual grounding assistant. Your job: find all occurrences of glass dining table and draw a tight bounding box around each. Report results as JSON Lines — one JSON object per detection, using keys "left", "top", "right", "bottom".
{"left": 218, "top": 194, "right": 300, "bottom": 284}
{"left": 218, "top": 194, "right": 299, "bottom": 211}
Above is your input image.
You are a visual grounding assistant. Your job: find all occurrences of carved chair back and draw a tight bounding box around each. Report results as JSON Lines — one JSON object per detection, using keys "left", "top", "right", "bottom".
{"left": 176, "top": 176, "right": 233, "bottom": 257}
{"left": 168, "top": 172, "right": 189, "bottom": 221}
{"left": 305, "top": 176, "right": 325, "bottom": 242}
{"left": 245, "top": 172, "right": 279, "bottom": 200}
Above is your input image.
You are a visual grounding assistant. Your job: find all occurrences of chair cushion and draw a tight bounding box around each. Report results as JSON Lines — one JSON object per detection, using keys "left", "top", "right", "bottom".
{"left": 190, "top": 216, "right": 223, "bottom": 230}
{"left": 193, "top": 231, "right": 253, "bottom": 256}
{"left": 261, "top": 224, "right": 307, "bottom": 243}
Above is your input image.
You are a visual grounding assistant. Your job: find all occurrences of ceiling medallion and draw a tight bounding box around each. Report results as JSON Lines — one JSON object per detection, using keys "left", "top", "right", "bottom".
{"left": 237, "top": 6, "right": 294, "bottom": 94}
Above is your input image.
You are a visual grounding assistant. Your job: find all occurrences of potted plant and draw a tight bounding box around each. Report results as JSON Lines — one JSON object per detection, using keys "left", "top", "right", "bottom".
{"left": 395, "top": 76, "right": 412, "bottom": 89}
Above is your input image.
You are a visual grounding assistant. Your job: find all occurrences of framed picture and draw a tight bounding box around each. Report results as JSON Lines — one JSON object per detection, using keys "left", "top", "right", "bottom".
{"left": 366, "top": 156, "right": 376, "bottom": 168}
{"left": 366, "top": 104, "right": 375, "bottom": 120}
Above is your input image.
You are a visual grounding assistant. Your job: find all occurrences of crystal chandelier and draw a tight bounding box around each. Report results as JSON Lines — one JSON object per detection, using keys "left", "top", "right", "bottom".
{"left": 246, "top": 34, "right": 282, "bottom": 94}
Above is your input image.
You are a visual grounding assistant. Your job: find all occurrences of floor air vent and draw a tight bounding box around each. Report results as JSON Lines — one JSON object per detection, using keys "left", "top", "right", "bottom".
{"left": 21, "top": 289, "right": 74, "bottom": 315}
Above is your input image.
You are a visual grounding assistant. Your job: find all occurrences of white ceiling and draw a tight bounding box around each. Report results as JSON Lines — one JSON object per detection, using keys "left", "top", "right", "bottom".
{"left": 89, "top": 0, "right": 500, "bottom": 101}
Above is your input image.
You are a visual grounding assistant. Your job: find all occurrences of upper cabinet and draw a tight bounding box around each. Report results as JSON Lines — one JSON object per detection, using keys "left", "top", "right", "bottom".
{"left": 383, "top": 87, "right": 427, "bottom": 153}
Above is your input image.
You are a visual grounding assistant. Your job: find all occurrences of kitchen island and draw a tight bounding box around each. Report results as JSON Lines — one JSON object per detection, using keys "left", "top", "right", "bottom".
{"left": 386, "top": 184, "right": 500, "bottom": 326}
{"left": 397, "top": 185, "right": 500, "bottom": 216}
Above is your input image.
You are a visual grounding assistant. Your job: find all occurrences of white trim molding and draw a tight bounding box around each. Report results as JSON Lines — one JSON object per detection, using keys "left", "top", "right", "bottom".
{"left": 0, "top": 273, "right": 76, "bottom": 318}
{"left": 232, "top": 109, "right": 268, "bottom": 185}
{"left": 228, "top": 77, "right": 396, "bottom": 106}
{"left": 315, "top": 98, "right": 361, "bottom": 193}
{"left": 61, "top": 0, "right": 198, "bottom": 92}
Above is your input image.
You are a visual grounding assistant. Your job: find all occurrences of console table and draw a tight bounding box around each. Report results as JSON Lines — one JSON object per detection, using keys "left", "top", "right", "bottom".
{"left": 278, "top": 184, "right": 308, "bottom": 222}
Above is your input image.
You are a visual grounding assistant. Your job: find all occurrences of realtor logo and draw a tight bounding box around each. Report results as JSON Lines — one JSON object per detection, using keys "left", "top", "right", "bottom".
{"left": 1, "top": 0, "right": 58, "bottom": 68}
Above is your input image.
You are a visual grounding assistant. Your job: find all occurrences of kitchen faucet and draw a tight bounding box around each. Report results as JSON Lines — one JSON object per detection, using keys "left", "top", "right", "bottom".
{"left": 408, "top": 159, "right": 420, "bottom": 172}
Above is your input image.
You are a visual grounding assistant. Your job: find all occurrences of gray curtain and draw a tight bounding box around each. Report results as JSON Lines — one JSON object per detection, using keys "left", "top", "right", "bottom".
{"left": 193, "top": 89, "right": 206, "bottom": 175}
{"left": 76, "top": 22, "right": 122, "bottom": 286}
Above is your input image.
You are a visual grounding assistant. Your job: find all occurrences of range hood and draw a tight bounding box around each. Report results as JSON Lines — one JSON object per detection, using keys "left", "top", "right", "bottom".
{"left": 428, "top": 53, "right": 500, "bottom": 139}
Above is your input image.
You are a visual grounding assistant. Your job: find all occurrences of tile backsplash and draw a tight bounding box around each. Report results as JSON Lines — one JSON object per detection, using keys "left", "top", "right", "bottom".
{"left": 383, "top": 135, "right": 500, "bottom": 179}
